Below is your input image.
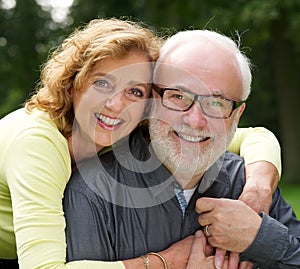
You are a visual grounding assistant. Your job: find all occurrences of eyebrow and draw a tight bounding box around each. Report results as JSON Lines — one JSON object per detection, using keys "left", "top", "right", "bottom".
{"left": 92, "top": 72, "right": 150, "bottom": 87}
{"left": 91, "top": 72, "right": 115, "bottom": 83}
{"left": 127, "top": 80, "right": 150, "bottom": 86}
{"left": 171, "top": 85, "right": 227, "bottom": 97}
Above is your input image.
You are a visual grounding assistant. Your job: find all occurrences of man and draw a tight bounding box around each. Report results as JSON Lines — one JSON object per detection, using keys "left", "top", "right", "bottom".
{"left": 64, "top": 30, "right": 294, "bottom": 268}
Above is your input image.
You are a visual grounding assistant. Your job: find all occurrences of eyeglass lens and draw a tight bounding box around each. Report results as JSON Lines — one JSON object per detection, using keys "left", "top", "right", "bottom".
{"left": 163, "top": 89, "right": 234, "bottom": 118}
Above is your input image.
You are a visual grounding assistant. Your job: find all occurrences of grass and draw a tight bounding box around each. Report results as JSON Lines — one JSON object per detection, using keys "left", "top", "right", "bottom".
{"left": 279, "top": 183, "right": 300, "bottom": 218}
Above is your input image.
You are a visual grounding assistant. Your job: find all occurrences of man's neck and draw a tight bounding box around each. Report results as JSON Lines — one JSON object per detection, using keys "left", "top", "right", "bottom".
{"left": 173, "top": 172, "right": 204, "bottom": 190}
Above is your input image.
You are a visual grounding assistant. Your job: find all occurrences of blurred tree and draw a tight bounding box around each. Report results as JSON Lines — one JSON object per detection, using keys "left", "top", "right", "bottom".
{"left": 0, "top": 0, "right": 68, "bottom": 116}
{"left": 0, "top": 0, "right": 43, "bottom": 114}
{"left": 270, "top": 6, "right": 300, "bottom": 183}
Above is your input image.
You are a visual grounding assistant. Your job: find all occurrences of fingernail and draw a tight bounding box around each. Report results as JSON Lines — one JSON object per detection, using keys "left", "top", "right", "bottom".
{"left": 215, "top": 261, "right": 221, "bottom": 269}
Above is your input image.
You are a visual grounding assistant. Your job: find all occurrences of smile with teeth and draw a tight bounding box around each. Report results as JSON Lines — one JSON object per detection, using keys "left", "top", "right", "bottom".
{"left": 95, "top": 113, "right": 123, "bottom": 127}
{"left": 176, "top": 131, "right": 210, "bottom": 143}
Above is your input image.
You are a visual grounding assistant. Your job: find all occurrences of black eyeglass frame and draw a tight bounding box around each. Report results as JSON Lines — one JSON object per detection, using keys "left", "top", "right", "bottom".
{"left": 153, "top": 84, "right": 246, "bottom": 119}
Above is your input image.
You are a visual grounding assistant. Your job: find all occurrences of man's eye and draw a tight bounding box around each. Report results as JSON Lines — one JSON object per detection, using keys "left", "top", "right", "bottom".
{"left": 210, "top": 100, "right": 224, "bottom": 107}
{"left": 169, "top": 93, "right": 190, "bottom": 101}
{"left": 170, "top": 94, "right": 185, "bottom": 100}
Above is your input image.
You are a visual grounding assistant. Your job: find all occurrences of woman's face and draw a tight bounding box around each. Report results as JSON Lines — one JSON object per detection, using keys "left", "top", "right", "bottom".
{"left": 73, "top": 51, "right": 152, "bottom": 151}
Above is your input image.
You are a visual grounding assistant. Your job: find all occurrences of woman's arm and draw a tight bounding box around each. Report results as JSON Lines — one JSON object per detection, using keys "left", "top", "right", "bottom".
{"left": 123, "top": 236, "right": 194, "bottom": 269}
{"left": 229, "top": 127, "right": 281, "bottom": 212}
{"left": 229, "top": 127, "right": 281, "bottom": 175}
{"left": 6, "top": 126, "right": 125, "bottom": 269}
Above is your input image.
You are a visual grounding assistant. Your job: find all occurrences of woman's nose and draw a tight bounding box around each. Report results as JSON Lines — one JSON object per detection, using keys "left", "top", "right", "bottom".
{"left": 105, "top": 91, "right": 126, "bottom": 113}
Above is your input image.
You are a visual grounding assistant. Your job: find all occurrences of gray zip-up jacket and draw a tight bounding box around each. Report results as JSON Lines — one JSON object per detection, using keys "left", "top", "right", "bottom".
{"left": 64, "top": 127, "right": 300, "bottom": 268}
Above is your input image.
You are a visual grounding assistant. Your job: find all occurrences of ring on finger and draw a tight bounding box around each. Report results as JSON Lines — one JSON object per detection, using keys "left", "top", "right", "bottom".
{"left": 204, "top": 225, "right": 212, "bottom": 237}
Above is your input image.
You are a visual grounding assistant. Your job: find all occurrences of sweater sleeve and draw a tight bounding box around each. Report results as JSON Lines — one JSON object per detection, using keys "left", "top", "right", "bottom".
{"left": 5, "top": 125, "right": 125, "bottom": 269}
{"left": 228, "top": 127, "right": 281, "bottom": 176}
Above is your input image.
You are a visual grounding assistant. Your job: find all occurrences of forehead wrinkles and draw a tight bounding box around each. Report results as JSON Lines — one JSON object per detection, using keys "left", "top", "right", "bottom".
{"left": 153, "top": 62, "right": 208, "bottom": 91}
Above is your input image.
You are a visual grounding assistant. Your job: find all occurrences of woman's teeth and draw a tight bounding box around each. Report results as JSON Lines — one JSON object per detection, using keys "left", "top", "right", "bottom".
{"left": 95, "top": 113, "right": 122, "bottom": 126}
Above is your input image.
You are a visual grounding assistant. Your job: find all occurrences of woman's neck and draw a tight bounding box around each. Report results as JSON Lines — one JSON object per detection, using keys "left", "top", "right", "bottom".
{"left": 68, "top": 129, "right": 103, "bottom": 165}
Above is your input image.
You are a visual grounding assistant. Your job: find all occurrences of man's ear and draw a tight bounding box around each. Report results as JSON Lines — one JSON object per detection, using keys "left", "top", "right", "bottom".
{"left": 235, "top": 102, "right": 246, "bottom": 122}
{"left": 238, "top": 103, "right": 246, "bottom": 117}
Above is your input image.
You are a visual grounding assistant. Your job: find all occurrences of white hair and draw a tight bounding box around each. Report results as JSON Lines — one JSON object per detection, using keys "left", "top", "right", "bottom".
{"left": 157, "top": 30, "right": 252, "bottom": 100}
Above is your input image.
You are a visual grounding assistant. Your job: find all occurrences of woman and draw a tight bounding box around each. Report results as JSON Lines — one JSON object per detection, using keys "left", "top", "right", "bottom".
{"left": 0, "top": 18, "right": 280, "bottom": 268}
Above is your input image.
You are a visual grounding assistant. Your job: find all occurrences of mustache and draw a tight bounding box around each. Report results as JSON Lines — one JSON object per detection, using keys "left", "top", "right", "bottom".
{"left": 168, "top": 123, "right": 212, "bottom": 138}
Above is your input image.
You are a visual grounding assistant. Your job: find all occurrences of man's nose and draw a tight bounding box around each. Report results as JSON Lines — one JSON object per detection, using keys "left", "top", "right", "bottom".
{"left": 182, "top": 101, "right": 208, "bottom": 129}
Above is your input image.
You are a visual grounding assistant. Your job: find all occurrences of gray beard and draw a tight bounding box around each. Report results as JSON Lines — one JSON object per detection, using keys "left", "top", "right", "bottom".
{"left": 149, "top": 114, "right": 239, "bottom": 187}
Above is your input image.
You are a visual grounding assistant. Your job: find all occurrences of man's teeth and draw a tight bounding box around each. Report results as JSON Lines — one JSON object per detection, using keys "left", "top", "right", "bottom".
{"left": 177, "top": 132, "right": 207, "bottom": 142}
{"left": 96, "top": 113, "right": 122, "bottom": 126}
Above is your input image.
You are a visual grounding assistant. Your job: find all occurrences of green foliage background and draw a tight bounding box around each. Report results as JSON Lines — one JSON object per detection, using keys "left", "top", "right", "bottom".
{"left": 280, "top": 183, "right": 300, "bottom": 217}
{"left": 1, "top": 0, "right": 300, "bottom": 184}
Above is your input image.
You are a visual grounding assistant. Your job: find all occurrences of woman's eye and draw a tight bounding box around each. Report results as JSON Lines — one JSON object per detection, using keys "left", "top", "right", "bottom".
{"left": 127, "top": 87, "right": 145, "bottom": 98}
{"left": 93, "top": 78, "right": 113, "bottom": 90}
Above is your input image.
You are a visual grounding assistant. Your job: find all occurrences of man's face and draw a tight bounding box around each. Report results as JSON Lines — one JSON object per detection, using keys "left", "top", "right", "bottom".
{"left": 149, "top": 41, "right": 245, "bottom": 189}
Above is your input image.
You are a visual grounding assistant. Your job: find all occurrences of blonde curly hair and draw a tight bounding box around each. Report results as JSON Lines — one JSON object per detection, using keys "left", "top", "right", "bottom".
{"left": 25, "top": 18, "right": 163, "bottom": 137}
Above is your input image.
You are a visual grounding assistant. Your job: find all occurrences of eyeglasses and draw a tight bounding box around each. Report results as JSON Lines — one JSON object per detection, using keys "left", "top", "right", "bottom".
{"left": 153, "top": 85, "right": 245, "bottom": 119}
